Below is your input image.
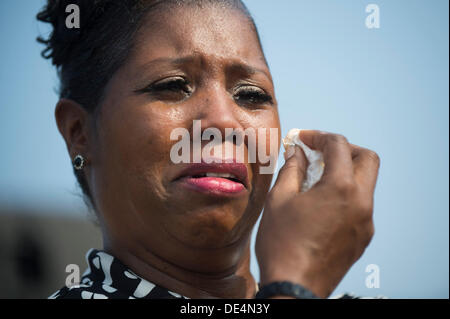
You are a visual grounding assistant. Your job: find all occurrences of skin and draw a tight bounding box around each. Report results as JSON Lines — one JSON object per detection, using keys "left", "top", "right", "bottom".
{"left": 55, "top": 4, "right": 380, "bottom": 299}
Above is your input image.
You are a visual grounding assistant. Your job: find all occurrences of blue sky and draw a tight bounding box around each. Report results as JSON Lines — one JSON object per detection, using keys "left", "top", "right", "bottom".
{"left": 0, "top": 0, "right": 448, "bottom": 298}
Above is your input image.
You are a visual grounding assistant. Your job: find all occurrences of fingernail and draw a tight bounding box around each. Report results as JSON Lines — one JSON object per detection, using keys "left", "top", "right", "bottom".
{"left": 284, "top": 145, "right": 295, "bottom": 160}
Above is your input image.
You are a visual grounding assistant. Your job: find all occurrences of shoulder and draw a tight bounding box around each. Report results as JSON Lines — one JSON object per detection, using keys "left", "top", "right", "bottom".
{"left": 48, "top": 284, "right": 113, "bottom": 299}
{"left": 48, "top": 278, "right": 134, "bottom": 299}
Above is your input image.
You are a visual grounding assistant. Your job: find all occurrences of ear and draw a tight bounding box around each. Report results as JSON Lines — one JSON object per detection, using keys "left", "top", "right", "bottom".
{"left": 55, "top": 98, "right": 91, "bottom": 161}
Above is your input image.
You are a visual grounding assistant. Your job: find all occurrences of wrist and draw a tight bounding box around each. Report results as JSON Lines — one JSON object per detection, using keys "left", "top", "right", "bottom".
{"left": 260, "top": 271, "right": 330, "bottom": 299}
{"left": 255, "top": 281, "right": 320, "bottom": 299}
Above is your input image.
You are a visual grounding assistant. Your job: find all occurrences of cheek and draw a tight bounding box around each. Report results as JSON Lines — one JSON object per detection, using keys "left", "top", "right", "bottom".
{"left": 94, "top": 102, "right": 186, "bottom": 202}
{"left": 244, "top": 109, "right": 281, "bottom": 176}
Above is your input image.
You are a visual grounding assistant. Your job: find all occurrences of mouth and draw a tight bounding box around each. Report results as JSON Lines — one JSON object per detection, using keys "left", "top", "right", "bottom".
{"left": 173, "top": 162, "right": 249, "bottom": 196}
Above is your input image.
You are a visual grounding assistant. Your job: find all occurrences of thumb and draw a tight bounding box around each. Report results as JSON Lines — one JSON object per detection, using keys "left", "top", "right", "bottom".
{"left": 270, "top": 145, "right": 308, "bottom": 201}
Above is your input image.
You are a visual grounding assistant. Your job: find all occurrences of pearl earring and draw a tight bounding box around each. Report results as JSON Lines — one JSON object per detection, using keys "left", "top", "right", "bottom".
{"left": 73, "top": 154, "right": 85, "bottom": 170}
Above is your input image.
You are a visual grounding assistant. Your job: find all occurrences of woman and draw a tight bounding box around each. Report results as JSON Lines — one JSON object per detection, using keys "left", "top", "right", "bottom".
{"left": 38, "top": 0, "right": 380, "bottom": 299}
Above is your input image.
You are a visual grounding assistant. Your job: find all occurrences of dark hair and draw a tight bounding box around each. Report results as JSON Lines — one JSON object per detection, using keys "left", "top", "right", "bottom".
{"left": 37, "top": 0, "right": 262, "bottom": 209}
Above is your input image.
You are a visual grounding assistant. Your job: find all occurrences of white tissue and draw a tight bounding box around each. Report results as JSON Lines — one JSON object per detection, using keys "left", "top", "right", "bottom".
{"left": 282, "top": 129, "right": 325, "bottom": 192}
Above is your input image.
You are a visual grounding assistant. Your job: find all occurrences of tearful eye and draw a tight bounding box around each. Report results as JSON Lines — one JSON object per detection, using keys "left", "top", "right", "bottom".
{"left": 152, "top": 77, "right": 191, "bottom": 93}
{"left": 138, "top": 77, "right": 192, "bottom": 101}
{"left": 233, "top": 85, "right": 273, "bottom": 107}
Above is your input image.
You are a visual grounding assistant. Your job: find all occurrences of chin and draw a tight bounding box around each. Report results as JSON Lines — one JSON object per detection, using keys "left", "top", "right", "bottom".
{"left": 167, "top": 205, "right": 248, "bottom": 249}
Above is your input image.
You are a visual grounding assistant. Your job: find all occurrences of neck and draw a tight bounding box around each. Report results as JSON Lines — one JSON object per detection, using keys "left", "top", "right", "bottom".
{"left": 104, "top": 237, "right": 257, "bottom": 299}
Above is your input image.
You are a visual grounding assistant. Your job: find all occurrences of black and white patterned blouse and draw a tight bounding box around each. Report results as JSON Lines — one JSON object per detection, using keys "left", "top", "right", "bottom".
{"left": 48, "top": 249, "right": 188, "bottom": 299}
{"left": 48, "top": 248, "right": 385, "bottom": 299}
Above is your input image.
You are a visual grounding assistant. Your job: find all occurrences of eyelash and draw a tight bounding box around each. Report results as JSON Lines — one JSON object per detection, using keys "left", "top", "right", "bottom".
{"left": 142, "top": 79, "right": 273, "bottom": 106}
{"left": 233, "top": 86, "right": 273, "bottom": 106}
{"left": 147, "top": 78, "right": 192, "bottom": 95}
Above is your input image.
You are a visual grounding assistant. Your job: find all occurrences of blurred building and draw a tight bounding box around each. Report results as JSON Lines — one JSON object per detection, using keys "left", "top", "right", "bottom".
{"left": 0, "top": 208, "right": 102, "bottom": 299}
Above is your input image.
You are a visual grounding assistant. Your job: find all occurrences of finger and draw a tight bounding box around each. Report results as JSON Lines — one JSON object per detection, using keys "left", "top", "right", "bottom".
{"left": 349, "top": 143, "right": 381, "bottom": 193}
{"left": 270, "top": 146, "right": 308, "bottom": 201}
{"left": 299, "top": 130, "right": 354, "bottom": 182}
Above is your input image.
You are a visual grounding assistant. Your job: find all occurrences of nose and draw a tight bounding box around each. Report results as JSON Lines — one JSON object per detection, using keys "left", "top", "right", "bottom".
{"left": 186, "top": 83, "right": 247, "bottom": 162}
{"left": 194, "top": 83, "right": 244, "bottom": 137}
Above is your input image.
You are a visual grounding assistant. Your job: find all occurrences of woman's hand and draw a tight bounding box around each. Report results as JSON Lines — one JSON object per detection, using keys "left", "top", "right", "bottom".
{"left": 255, "top": 130, "right": 380, "bottom": 298}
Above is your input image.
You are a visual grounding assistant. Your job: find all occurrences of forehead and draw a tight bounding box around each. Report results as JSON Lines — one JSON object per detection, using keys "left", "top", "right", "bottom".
{"left": 129, "top": 4, "right": 268, "bottom": 72}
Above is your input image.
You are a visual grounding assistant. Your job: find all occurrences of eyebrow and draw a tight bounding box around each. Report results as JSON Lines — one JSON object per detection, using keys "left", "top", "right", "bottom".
{"left": 137, "top": 55, "right": 272, "bottom": 80}
{"left": 226, "top": 61, "right": 271, "bottom": 79}
{"left": 140, "top": 56, "right": 197, "bottom": 68}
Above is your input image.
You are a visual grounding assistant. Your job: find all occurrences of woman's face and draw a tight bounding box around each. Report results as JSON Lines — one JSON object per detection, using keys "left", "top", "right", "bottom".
{"left": 87, "top": 4, "right": 280, "bottom": 271}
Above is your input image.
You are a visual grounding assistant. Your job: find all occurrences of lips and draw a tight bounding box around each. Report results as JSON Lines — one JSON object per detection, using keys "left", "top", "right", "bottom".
{"left": 173, "top": 162, "right": 249, "bottom": 195}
